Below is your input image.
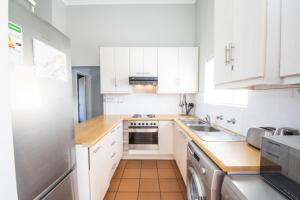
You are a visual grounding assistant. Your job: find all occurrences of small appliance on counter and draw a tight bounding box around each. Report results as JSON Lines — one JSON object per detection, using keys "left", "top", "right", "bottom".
{"left": 260, "top": 136, "right": 300, "bottom": 200}
{"left": 246, "top": 127, "right": 299, "bottom": 149}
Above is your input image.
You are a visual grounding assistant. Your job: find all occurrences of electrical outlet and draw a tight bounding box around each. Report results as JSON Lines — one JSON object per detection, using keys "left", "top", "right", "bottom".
{"left": 293, "top": 88, "right": 300, "bottom": 98}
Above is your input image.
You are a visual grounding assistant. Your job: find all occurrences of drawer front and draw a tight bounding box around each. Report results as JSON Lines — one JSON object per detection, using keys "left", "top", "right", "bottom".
{"left": 261, "top": 138, "right": 289, "bottom": 175}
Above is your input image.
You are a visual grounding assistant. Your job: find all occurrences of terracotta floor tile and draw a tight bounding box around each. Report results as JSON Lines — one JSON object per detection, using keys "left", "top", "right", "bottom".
{"left": 161, "top": 192, "right": 185, "bottom": 200}
{"left": 159, "top": 179, "right": 181, "bottom": 192}
{"left": 140, "top": 169, "right": 158, "bottom": 179}
{"left": 158, "top": 169, "right": 176, "bottom": 179}
{"left": 118, "top": 160, "right": 127, "bottom": 169}
{"left": 115, "top": 192, "right": 138, "bottom": 200}
{"left": 141, "top": 160, "right": 157, "bottom": 169}
{"left": 126, "top": 160, "right": 142, "bottom": 169}
{"left": 118, "top": 179, "right": 140, "bottom": 192}
{"left": 138, "top": 192, "right": 161, "bottom": 200}
{"left": 103, "top": 192, "right": 116, "bottom": 200}
{"left": 139, "top": 179, "right": 160, "bottom": 192}
{"left": 177, "top": 178, "right": 187, "bottom": 192}
{"left": 113, "top": 168, "right": 124, "bottom": 179}
{"left": 108, "top": 179, "right": 121, "bottom": 191}
{"left": 157, "top": 160, "right": 173, "bottom": 169}
{"left": 123, "top": 169, "right": 141, "bottom": 178}
{"left": 174, "top": 168, "right": 183, "bottom": 179}
{"left": 171, "top": 160, "right": 178, "bottom": 168}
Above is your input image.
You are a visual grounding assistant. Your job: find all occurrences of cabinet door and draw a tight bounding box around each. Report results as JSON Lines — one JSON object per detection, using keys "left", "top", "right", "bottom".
{"left": 173, "top": 124, "right": 188, "bottom": 183}
{"left": 157, "top": 48, "right": 179, "bottom": 93}
{"left": 130, "top": 47, "right": 144, "bottom": 76}
{"left": 179, "top": 47, "right": 199, "bottom": 93}
{"left": 159, "top": 121, "right": 173, "bottom": 155}
{"left": 144, "top": 47, "right": 158, "bottom": 76}
{"left": 280, "top": 0, "right": 300, "bottom": 77}
{"left": 214, "top": 0, "right": 233, "bottom": 84}
{"left": 100, "top": 47, "right": 115, "bottom": 93}
{"left": 231, "top": 0, "right": 267, "bottom": 81}
{"left": 89, "top": 139, "right": 110, "bottom": 200}
{"left": 115, "top": 47, "right": 131, "bottom": 93}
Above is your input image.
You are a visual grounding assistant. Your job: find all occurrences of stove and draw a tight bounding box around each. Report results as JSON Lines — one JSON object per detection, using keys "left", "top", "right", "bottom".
{"left": 132, "top": 114, "right": 156, "bottom": 119}
{"left": 127, "top": 120, "right": 159, "bottom": 150}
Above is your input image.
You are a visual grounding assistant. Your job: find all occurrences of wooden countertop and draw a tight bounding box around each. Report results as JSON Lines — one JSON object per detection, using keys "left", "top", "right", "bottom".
{"left": 75, "top": 115, "right": 260, "bottom": 172}
{"left": 174, "top": 119, "right": 260, "bottom": 172}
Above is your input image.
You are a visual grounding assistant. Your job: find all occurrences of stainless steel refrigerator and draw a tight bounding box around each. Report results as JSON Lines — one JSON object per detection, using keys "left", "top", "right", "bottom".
{"left": 9, "top": 1, "right": 77, "bottom": 200}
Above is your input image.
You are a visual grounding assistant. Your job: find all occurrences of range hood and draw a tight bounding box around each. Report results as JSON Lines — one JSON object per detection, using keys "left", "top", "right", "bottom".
{"left": 129, "top": 77, "right": 158, "bottom": 86}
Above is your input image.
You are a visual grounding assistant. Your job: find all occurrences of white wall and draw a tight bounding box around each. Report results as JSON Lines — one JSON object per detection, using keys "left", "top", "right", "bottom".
{"left": 13, "top": 0, "right": 67, "bottom": 35}
{"left": 195, "top": 0, "right": 300, "bottom": 135}
{"left": 0, "top": 0, "right": 18, "bottom": 198}
{"left": 66, "top": 4, "right": 196, "bottom": 66}
{"left": 52, "top": 0, "right": 67, "bottom": 34}
{"left": 103, "top": 93, "right": 195, "bottom": 115}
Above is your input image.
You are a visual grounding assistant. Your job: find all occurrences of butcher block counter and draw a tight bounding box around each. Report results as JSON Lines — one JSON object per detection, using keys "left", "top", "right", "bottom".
{"left": 75, "top": 115, "right": 260, "bottom": 172}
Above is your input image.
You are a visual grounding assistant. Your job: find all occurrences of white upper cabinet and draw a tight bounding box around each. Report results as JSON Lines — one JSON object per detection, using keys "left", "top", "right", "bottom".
{"left": 214, "top": 0, "right": 233, "bottom": 84}
{"left": 100, "top": 47, "right": 115, "bottom": 93}
{"left": 100, "top": 47, "right": 131, "bottom": 94}
{"left": 130, "top": 47, "right": 158, "bottom": 77}
{"left": 280, "top": 0, "right": 300, "bottom": 84}
{"left": 214, "top": 0, "right": 284, "bottom": 89}
{"left": 158, "top": 47, "right": 199, "bottom": 94}
{"left": 231, "top": 0, "right": 267, "bottom": 81}
{"left": 157, "top": 47, "right": 179, "bottom": 93}
{"left": 179, "top": 47, "right": 199, "bottom": 93}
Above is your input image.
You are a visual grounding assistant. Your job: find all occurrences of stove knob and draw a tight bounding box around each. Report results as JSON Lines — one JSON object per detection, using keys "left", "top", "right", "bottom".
{"left": 146, "top": 123, "right": 148, "bottom": 125}
{"left": 142, "top": 123, "right": 145, "bottom": 125}
{"left": 138, "top": 123, "right": 141, "bottom": 125}
{"left": 134, "top": 123, "right": 136, "bottom": 125}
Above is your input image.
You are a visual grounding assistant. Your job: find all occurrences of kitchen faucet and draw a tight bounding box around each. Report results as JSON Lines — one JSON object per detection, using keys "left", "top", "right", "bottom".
{"left": 204, "top": 114, "right": 211, "bottom": 125}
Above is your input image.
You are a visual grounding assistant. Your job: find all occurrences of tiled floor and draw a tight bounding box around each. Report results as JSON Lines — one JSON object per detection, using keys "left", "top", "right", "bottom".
{"left": 104, "top": 160, "right": 187, "bottom": 200}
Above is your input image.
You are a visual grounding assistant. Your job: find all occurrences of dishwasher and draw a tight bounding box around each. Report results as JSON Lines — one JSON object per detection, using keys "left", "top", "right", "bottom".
{"left": 187, "top": 141, "right": 225, "bottom": 200}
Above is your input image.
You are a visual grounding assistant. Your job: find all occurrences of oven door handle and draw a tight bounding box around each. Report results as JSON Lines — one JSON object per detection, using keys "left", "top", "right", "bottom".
{"left": 127, "top": 128, "right": 159, "bottom": 133}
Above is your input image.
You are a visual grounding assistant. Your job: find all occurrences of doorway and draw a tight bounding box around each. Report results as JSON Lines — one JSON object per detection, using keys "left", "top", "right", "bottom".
{"left": 77, "top": 73, "right": 87, "bottom": 123}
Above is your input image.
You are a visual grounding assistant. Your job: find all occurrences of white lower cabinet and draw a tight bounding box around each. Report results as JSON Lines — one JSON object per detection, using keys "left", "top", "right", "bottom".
{"left": 173, "top": 124, "right": 191, "bottom": 184}
{"left": 76, "top": 123, "right": 123, "bottom": 200}
{"left": 158, "top": 121, "right": 174, "bottom": 155}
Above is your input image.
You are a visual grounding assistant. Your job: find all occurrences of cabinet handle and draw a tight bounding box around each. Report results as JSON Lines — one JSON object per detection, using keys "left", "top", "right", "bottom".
{"left": 92, "top": 146, "right": 102, "bottom": 154}
{"left": 229, "top": 42, "right": 235, "bottom": 64}
{"left": 111, "top": 162, "right": 117, "bottom": 170}
{"left": 266, "top": 151, "right": 280, "bottom": 159}
{"left": 225, "top": 45, "right": 230, "bottom": 65}
{"left": 111, "top": 141, "right": 116, "bottom": 146}
{"left": 111, "top": 152, "right": 117, "bottom": 158}
{"left": 179, "top": 130, "right": 187, "bottom": 139}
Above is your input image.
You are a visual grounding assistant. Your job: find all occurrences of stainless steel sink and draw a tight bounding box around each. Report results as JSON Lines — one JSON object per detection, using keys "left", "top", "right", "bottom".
{"left": 189, "top": 125, "right": 220, "bottom": 132}
{"left": 179, "top": 118, "right": 206, "bottom": 125}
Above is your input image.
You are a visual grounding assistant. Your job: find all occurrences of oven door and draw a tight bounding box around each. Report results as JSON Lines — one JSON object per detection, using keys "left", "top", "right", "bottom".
{"left": 187, "top": 166, "right": 206, "bottom": 200}
{"left": 128, "top": 128, "right": 158, "bottom": 150}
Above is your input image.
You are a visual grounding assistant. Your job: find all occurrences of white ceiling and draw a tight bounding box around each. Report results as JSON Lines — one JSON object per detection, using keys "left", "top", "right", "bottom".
{"left": 63, "top": 0, "right": 196, "bottom": 5}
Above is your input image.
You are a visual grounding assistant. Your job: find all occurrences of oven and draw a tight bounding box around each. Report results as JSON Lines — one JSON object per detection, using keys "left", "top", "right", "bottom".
{"left": 128, "top": 120, "right": 159, "bottom": 150}
{"left": 260, "top": 136, "right": 300, "bottom": 200}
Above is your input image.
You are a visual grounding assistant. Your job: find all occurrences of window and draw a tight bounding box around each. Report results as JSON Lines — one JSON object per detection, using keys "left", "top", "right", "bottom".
{"left": 204, "top": 58, "right": 248, "bottom": 107}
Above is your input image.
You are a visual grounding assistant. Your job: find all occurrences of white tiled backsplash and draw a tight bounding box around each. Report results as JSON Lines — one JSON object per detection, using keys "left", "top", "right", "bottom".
{"left": 103, "top": 93, "right": 196, "bottom": 115}
{"left": 195, "top": 88, "right": 300, "bottom": 136}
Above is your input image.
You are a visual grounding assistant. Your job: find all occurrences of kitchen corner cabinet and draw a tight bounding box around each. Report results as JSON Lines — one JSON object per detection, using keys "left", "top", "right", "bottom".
{"left": 214, "top": 0, "right": 283, "bottom": 89}
{"left": 100, "top": 47, "right": 131, "bottom": 94}
{"left": 76, "top": 123, "right": 123, "bottom": 200}
{"left": 173, "top": 123, "right": 191, "bottom": 183}
{"left": 130, "top": 47, "right": 158, "bottom": 77}
{"left": 280, "top": 0, "right": 300, "bottom": 84}
{"left": 157, "top": 47, "right": 199, "bottom": 94}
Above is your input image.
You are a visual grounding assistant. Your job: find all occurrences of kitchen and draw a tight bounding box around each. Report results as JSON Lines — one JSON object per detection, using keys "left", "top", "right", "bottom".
{"left": 1, "top": 0, "right": 300, "bottom": 200}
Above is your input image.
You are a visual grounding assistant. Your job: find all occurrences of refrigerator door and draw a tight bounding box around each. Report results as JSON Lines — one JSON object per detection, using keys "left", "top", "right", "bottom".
{"left": 9, "top": 2, "right": 76, "bottom": 200}
{"left": 43, "top": 168, "right": 77, "bottom": 200}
